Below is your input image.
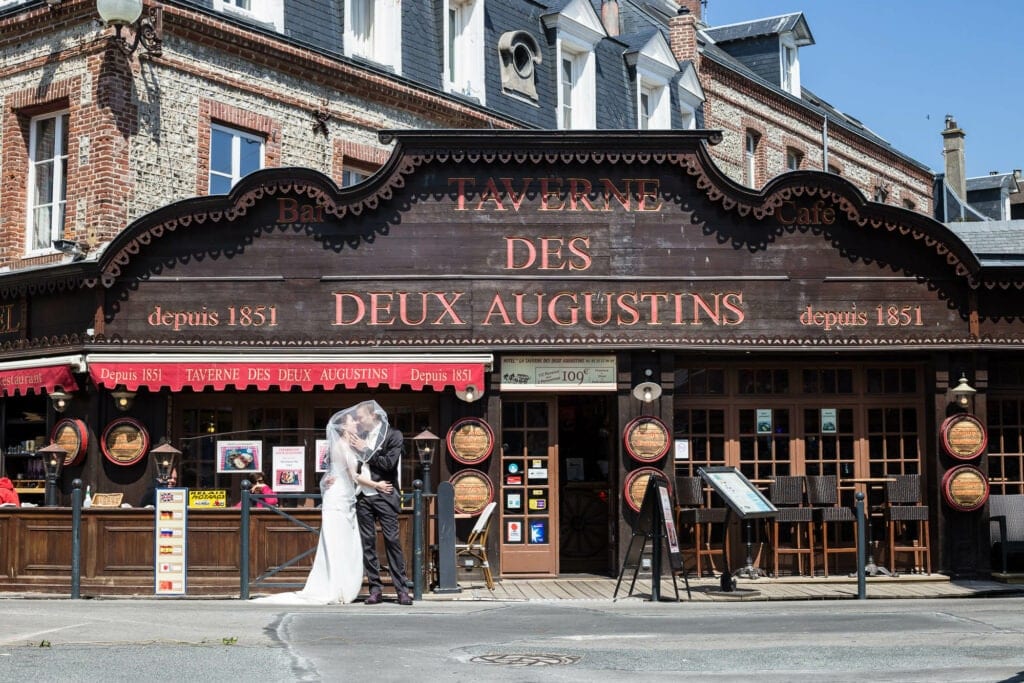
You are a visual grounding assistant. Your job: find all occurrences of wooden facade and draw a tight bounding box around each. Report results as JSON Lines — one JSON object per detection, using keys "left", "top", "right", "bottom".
{"left": 2, "top": 130, "right": 1024, "bottom": 589}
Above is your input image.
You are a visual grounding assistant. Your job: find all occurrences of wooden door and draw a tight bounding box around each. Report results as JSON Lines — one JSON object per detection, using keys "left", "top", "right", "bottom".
{"left": 499, "top": 397, "right": 558, "bottom": 576}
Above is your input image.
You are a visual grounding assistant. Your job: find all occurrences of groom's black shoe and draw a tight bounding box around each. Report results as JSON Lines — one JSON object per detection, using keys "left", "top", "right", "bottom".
{"left": 365, "top": 591, "right": 383, "bottom": 605}
{"left": 397, "top": 592, "right": 413, "bottom": 606}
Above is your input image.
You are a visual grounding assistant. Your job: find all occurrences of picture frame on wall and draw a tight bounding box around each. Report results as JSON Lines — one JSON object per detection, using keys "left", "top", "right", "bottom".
{"left": 216, "top": 440, "right": 262, "bottom": 473}
{"left": 315, "top": 439, "right": 330, "bottom": 472}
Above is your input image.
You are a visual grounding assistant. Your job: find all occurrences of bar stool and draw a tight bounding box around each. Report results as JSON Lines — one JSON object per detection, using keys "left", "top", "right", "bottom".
{"left": 806, "top": 474, "right": 857, "bottom": 577}
{"left": 676, "top": 476, "right": 729, "bottom": 577}
{"left": 884, "top": 474, "right": 931, "bottom": 575}
{"left": 769, "top": 476, "right": 815, "bottom": 577}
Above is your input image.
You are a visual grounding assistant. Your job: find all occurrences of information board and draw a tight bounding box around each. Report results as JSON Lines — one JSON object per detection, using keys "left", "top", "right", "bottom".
{"left": 698, "top": 466, "right": 777, "bottom": 518}
{"left": 154, "top": 487, "right": 188, "bottom": 596}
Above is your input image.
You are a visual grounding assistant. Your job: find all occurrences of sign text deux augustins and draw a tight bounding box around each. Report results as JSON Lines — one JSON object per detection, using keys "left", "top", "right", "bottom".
{"left": 142, "top": 175, "right": 926, "bottom": 335}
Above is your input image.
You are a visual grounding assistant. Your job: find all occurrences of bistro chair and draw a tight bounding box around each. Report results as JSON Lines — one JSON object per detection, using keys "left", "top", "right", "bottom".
{"left": 455, "top": 501, "right": 497, "bottom": 590}
{"left": 884, "top": 474, "right": 931, "bottom": 575}
{"left": 768, "top": 476, "right": 815, "bottom": 577}
{"left": 806, "top": 475, "right": 857, "bottom": 577}
{"left": 675, "top": 476, "right": 729, "bottom": 577}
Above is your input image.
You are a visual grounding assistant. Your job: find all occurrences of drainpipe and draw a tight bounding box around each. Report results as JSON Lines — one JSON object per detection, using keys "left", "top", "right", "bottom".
{"left": 822, "top": 113, "right": 829, "bottom": 172}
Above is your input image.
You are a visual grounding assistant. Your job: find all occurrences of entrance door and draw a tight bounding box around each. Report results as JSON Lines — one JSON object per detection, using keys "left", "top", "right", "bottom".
{"left": 499, "top": 398, "right": 558, "bottom": 576}
{"left": 558, "top": 395, "right": 615, "bottom": 575}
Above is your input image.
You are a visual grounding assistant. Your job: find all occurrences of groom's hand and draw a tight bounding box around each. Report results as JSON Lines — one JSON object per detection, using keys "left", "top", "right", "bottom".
{"left": 376, "top": 480, "right": 394, "bottom": 494}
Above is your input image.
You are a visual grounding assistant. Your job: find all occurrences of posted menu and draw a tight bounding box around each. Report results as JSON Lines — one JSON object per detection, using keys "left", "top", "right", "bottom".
{"left": 154, "top": 488, "right": 188, "bottom": 596}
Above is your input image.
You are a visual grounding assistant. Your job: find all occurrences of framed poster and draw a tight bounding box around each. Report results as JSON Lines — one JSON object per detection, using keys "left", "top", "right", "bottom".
{"left": 447, "top": 417, "right": 495, "bottom": 465}
{"left": 698, "top": 466, "right": 777, "bottom": 519}
{"left": 820, "top": 408, "right": 837, "bottom": 435}
{"left": 272, "top": 446, "right": 305, "bottom": 491}
{"left": 315, "top": 439, "right": 330, "bottom": 472}
{"left": 623, "top": 416, "right": 671, "bottom": 463}
{"left": 756, "top": 409, "right": 773, "bottom": 435}
{"left": 216, "top": 440, "right": 261, "bottom": 473}
{"left": 101, "top": 417, "right": 150, "bottom": 466}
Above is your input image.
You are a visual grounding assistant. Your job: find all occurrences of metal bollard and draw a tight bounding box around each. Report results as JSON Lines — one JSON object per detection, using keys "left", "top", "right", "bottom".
{"left": 856, "top": 491, "right": 866, "bottom": 600}
{"left": 413, "top": 480, "right": 424, "bottom": 600}
{"left": 240, "top": 480, "right": 252, "bottom": 599}
{"left": 71, "top": 479, "right": 82, "bottom": 599}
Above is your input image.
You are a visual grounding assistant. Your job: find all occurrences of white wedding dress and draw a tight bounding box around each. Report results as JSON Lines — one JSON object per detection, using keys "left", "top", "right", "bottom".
{"left": 255, "top": 411, "right": 364, "bottom": 605}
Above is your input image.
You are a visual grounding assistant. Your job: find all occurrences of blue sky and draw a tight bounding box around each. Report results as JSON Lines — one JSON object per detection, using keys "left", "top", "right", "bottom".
{"left": 701, "top": 0, "right": 1021, "bottom": 178}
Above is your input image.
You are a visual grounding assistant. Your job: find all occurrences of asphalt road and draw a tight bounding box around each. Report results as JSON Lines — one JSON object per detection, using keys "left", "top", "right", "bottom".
{"left": 1, "top": 596, "right": 1023, "bottom": 682}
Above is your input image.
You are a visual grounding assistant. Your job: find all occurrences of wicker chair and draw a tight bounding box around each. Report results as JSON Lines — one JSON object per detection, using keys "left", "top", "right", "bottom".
{"left": 456, "top": 501, "right": 497, "bottom": 590}
{"left": 884, "top": 474, "right": 931, "bottom": 575}
{"left": 769, "top": 476, "right": 815, "bottom": 577}
{"left": 806, "top": 475, "right": 857, "bottom": 577}
{"left": 676, "top": 476, "right": 729, "bottom": 577}
{"left": 988, "top": 494, "right": 1024, "bottom": 574}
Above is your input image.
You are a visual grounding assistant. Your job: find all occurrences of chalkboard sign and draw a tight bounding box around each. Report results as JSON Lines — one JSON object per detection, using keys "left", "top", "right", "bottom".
{"left": 698, "top": 466, "right": 777, "bottom": 519}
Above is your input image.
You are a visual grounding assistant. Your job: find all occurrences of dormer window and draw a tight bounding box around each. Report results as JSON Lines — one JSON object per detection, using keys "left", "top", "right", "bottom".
{"left": 217, "top": 0, "right": 284, "bottom": 32}
{"left": 780, "top": 34, "right": 800, "bottom": 96}
{"left": 444, "top": 0, "right": 485, "bottom": 103}
{"left": 542, "top": 0, "right": 606, "bottom": 130}
{"left": 627, "top": 31, "right": 678, "bottom": 131}
{"left": 345, "top": 0, "right": 403, "bottom": 73}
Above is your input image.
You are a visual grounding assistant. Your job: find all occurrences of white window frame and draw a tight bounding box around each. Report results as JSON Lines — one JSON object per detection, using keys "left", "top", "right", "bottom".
{"left": 675, "top": 62, "right": 704, "bottom": 131}
{"left": 25, "top": 111, "right": 69, "bottom": 255}
{"left": 444, "top": 0, "right": 485, "bottom": 104}
{"left": 208, "top": 123, "right": 265, "bottom": 195}
{"left": 216, "top": 0, "right": 285, "bottom": 32}
{"left": 745, "top": 131, "right": 759, "bottom": 187}
{"left": 780, "top": 34, "right": 800, "bottom": 96}
{"left": 342, "top": 168, "right": 369, "bottom": 187}
{"left": 345, "top": 0, "right": 402, "bottom": 73}
{"left": 786, "top": 148, "right": 802, "bottom": 171}
{"left": 637, "top": 79, "right": 669, "bottom": 130}
{"left": 543, "top": 0, "right": 604, "bottom": 130}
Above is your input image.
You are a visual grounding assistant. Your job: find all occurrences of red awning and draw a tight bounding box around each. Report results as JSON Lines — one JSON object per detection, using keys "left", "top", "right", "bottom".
{"left": 0, "top": 356, "right": 83, "bottom": 397}
{"left": 86, "top": 354, "right": 491, "bottom": 393}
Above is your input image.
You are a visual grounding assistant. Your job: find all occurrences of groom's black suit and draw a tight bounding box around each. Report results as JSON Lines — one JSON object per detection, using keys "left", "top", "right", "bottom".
{"left": 354, "top": 425, "right": 411, "bottom": 600}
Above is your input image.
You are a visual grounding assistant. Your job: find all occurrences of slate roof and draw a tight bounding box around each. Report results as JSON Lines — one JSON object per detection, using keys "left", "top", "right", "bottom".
{"left": 702, "top": 13, "right": 814, "bottom": 46}
{"left": 966, "top": 173, "right": 1019, "bottom": 193}
{"left": 946, "top": 220, "right": 1024, "bottom": 262}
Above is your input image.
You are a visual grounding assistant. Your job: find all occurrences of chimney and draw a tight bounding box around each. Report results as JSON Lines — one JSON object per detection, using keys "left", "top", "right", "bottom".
{"left": 601, "top": 1, "right": 620, "bottom": 37}
{"left": 676, "top": 0, "right": 703, "bottom": 21}
{"left": 942, "top": 115, "right": 967, "bottom": 201}
{"left": 669, "top": 9, "right": 699, "bottom": 63}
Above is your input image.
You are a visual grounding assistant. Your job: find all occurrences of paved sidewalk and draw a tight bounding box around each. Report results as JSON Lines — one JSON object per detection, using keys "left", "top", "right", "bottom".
{"left": 430, "top": 573, "right": 1024, "bottom": 602}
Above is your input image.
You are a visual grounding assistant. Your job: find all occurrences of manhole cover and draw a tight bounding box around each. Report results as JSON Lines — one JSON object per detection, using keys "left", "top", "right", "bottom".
{"left": 470, "top": 654, "right": 581, "bottom": 667}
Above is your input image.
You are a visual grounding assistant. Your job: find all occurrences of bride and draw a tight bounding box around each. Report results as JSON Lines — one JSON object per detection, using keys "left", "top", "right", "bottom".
{"left": 255, "top": 406, "right": 374, "bottom": 604}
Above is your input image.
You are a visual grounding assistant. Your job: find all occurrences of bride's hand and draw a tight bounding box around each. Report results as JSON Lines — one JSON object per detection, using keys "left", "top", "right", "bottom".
{"left": 376, "top": 480, "right": 393, "bottom": 494}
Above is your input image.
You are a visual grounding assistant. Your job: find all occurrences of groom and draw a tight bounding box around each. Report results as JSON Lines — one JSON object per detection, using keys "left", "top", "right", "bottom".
{"left": 348, "top": 401, "right": 413, "bottom": 606}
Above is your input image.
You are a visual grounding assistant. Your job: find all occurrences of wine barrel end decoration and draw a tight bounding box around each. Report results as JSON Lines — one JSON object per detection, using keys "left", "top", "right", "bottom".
{"left": 449, "top": 469, "right": 494, "bottom": 515}
{"left": 940, "top": 414, "right": 987, "bottom": 461}
{"left": 941, "top": 465, "right": 990, "bottom": 512}
{"left": 623, "top": 466, "right": 670, "bottom": 513}
{"left": 623, "top": 416, "right": 670, "bottom": 463}
{"left": 101, "top": 417, "right": 150, "bottom": 467}
{"left": 446, "top": 417, "right": 495, "bottom": 466}
{"left": 51, "top": 418, "right": 88, "bottom": 467}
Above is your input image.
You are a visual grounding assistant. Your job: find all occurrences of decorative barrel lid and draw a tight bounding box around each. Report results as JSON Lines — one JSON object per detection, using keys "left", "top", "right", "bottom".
{"left": 623, "top": 416, "right": 671, "bottom": 463}
{"left": 51, "top": 418, "right": 88, "bottom": 467}
{"left": 449, "top": 469, "right": 494, "bottom": 516}
{"left": 101, "top": 418, "right": 150, "bottom": 467}
{"left": 941, "top": 465, "right": 989, "bottom": 512}
{"left": 623, "top": 466, "right": 670, "bottom": 513}
{"left": 446, "top": 417, "right": 495, "bottom": 466}
{"left": 939, "top": 413, "right": 987, "bottom": 461}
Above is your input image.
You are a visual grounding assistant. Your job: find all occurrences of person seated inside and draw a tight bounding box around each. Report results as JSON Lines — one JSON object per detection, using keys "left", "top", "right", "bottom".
{"left": 233, "top": 473, "right": 278, "bottom": 508}
{"left": 139, "top": 468, "right": 178, "bottom": 507}
{"left": 0, "top": 477, "right": 20, "bottom": 506}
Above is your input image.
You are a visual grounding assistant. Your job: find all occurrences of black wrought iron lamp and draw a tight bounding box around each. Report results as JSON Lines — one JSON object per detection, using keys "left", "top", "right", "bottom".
{"left": 38, "top": 443, "right": 66, "bottom": 507}
{"left": 96, "top": 0, "right": 163, "bottom": 57}
{"left": 150, "top": 441, "right": 180, "bottom": 486}
{"left": 412, "top": 429, "right": 440, "bottom": 495}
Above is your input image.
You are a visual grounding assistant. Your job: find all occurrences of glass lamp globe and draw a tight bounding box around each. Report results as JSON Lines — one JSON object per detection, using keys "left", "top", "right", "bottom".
{"left": 96, "top": 0, "right": 143, "bottom": 25}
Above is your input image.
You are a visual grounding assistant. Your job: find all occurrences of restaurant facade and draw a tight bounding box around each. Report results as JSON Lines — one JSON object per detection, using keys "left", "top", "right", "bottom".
{"left": 2, "top": 129, "right": 1023, "bottom": 590}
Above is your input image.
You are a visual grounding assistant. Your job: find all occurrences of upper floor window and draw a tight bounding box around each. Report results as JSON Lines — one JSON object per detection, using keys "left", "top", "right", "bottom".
{"left": 676, "top": 62, "right": 704, "bottom": 131}
{"left": 26, "top": 111, "right": 69, "bottom": 254}
{"left": 744, "top": 130, "right": 760, "bottom": 187}
{"left": 341, "top": 168, "right": 369, "bottom": 187}
{"left": 444, "top": 0, "right": 485, "bottom": 103}
{"left": 209, "top": 124, "right": 264, "bottom": 195}
{"left": 543, "top": 0, "right": 605, "bottom": 130}
{"left": 780, "top": 35, "right": 800, "bottom": 96}
{"left": 345, "top": 0, "right": 402, "bottom": 73}
{"left": 786, "top": 148, "right": 803, "bottom": 171}
{"left": 217, "top": 0, "right": 284, "bottom": 32}
{"left": 638, "top": 83, "right": 669, "bottom": 130}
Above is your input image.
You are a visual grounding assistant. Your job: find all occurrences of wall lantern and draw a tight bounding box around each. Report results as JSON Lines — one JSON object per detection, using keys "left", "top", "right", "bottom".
{"left": 632, "top": 381, "right": 662, "bottom": 403}
{"left": 111, "top": 389, "right": 136, "bottom": 412}
{"left": 150, "top": 441, "right": 180, "bottom": 485}
{"left": 38, "top": 443, "right": 66, "bottom": 507}
{"left": 456, "top": 385, "right": 482, "bottom": 403}
{"left": 949, "top": 374, "right": 976, "bottom": 411}
{"left": 412, "top": 429, "right": 440, "bottom": 495}
{"left": 96, "top": 0, "right": 163, "bottom": 57}
{"left": 49, "top": 390, "right": 71, "bottom": 413}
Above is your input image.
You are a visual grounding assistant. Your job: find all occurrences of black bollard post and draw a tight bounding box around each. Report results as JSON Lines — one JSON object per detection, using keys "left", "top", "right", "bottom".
{"left": 856, "top": 491, "right": 866, "bottom": 600}
{"left": 71, "top": 479, "right": 82, "bottom": 599}
{"left": 240, "top": 480, "right": 252, "bottom": 599}
{"left": 433, "top": 482, "right": 461, "bottom": 593}
{"left": 413, "top": 480, "right": 424, "bottom": 601}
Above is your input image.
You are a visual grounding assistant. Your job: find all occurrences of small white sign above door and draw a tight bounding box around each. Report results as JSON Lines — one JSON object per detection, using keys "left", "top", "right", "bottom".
{"left": 500, "top": 355, "right": 617, "bottom": 391}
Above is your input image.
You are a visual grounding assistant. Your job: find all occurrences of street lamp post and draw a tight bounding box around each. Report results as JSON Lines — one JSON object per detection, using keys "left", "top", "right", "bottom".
{"left": 38, "top": 443, "right": 66, "bottom": 507}
{"left": 412, "top": 429, "right": 440, "bottom": 496}
{"left": 150, "top": 441, "right": 180, "bottom": 486}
